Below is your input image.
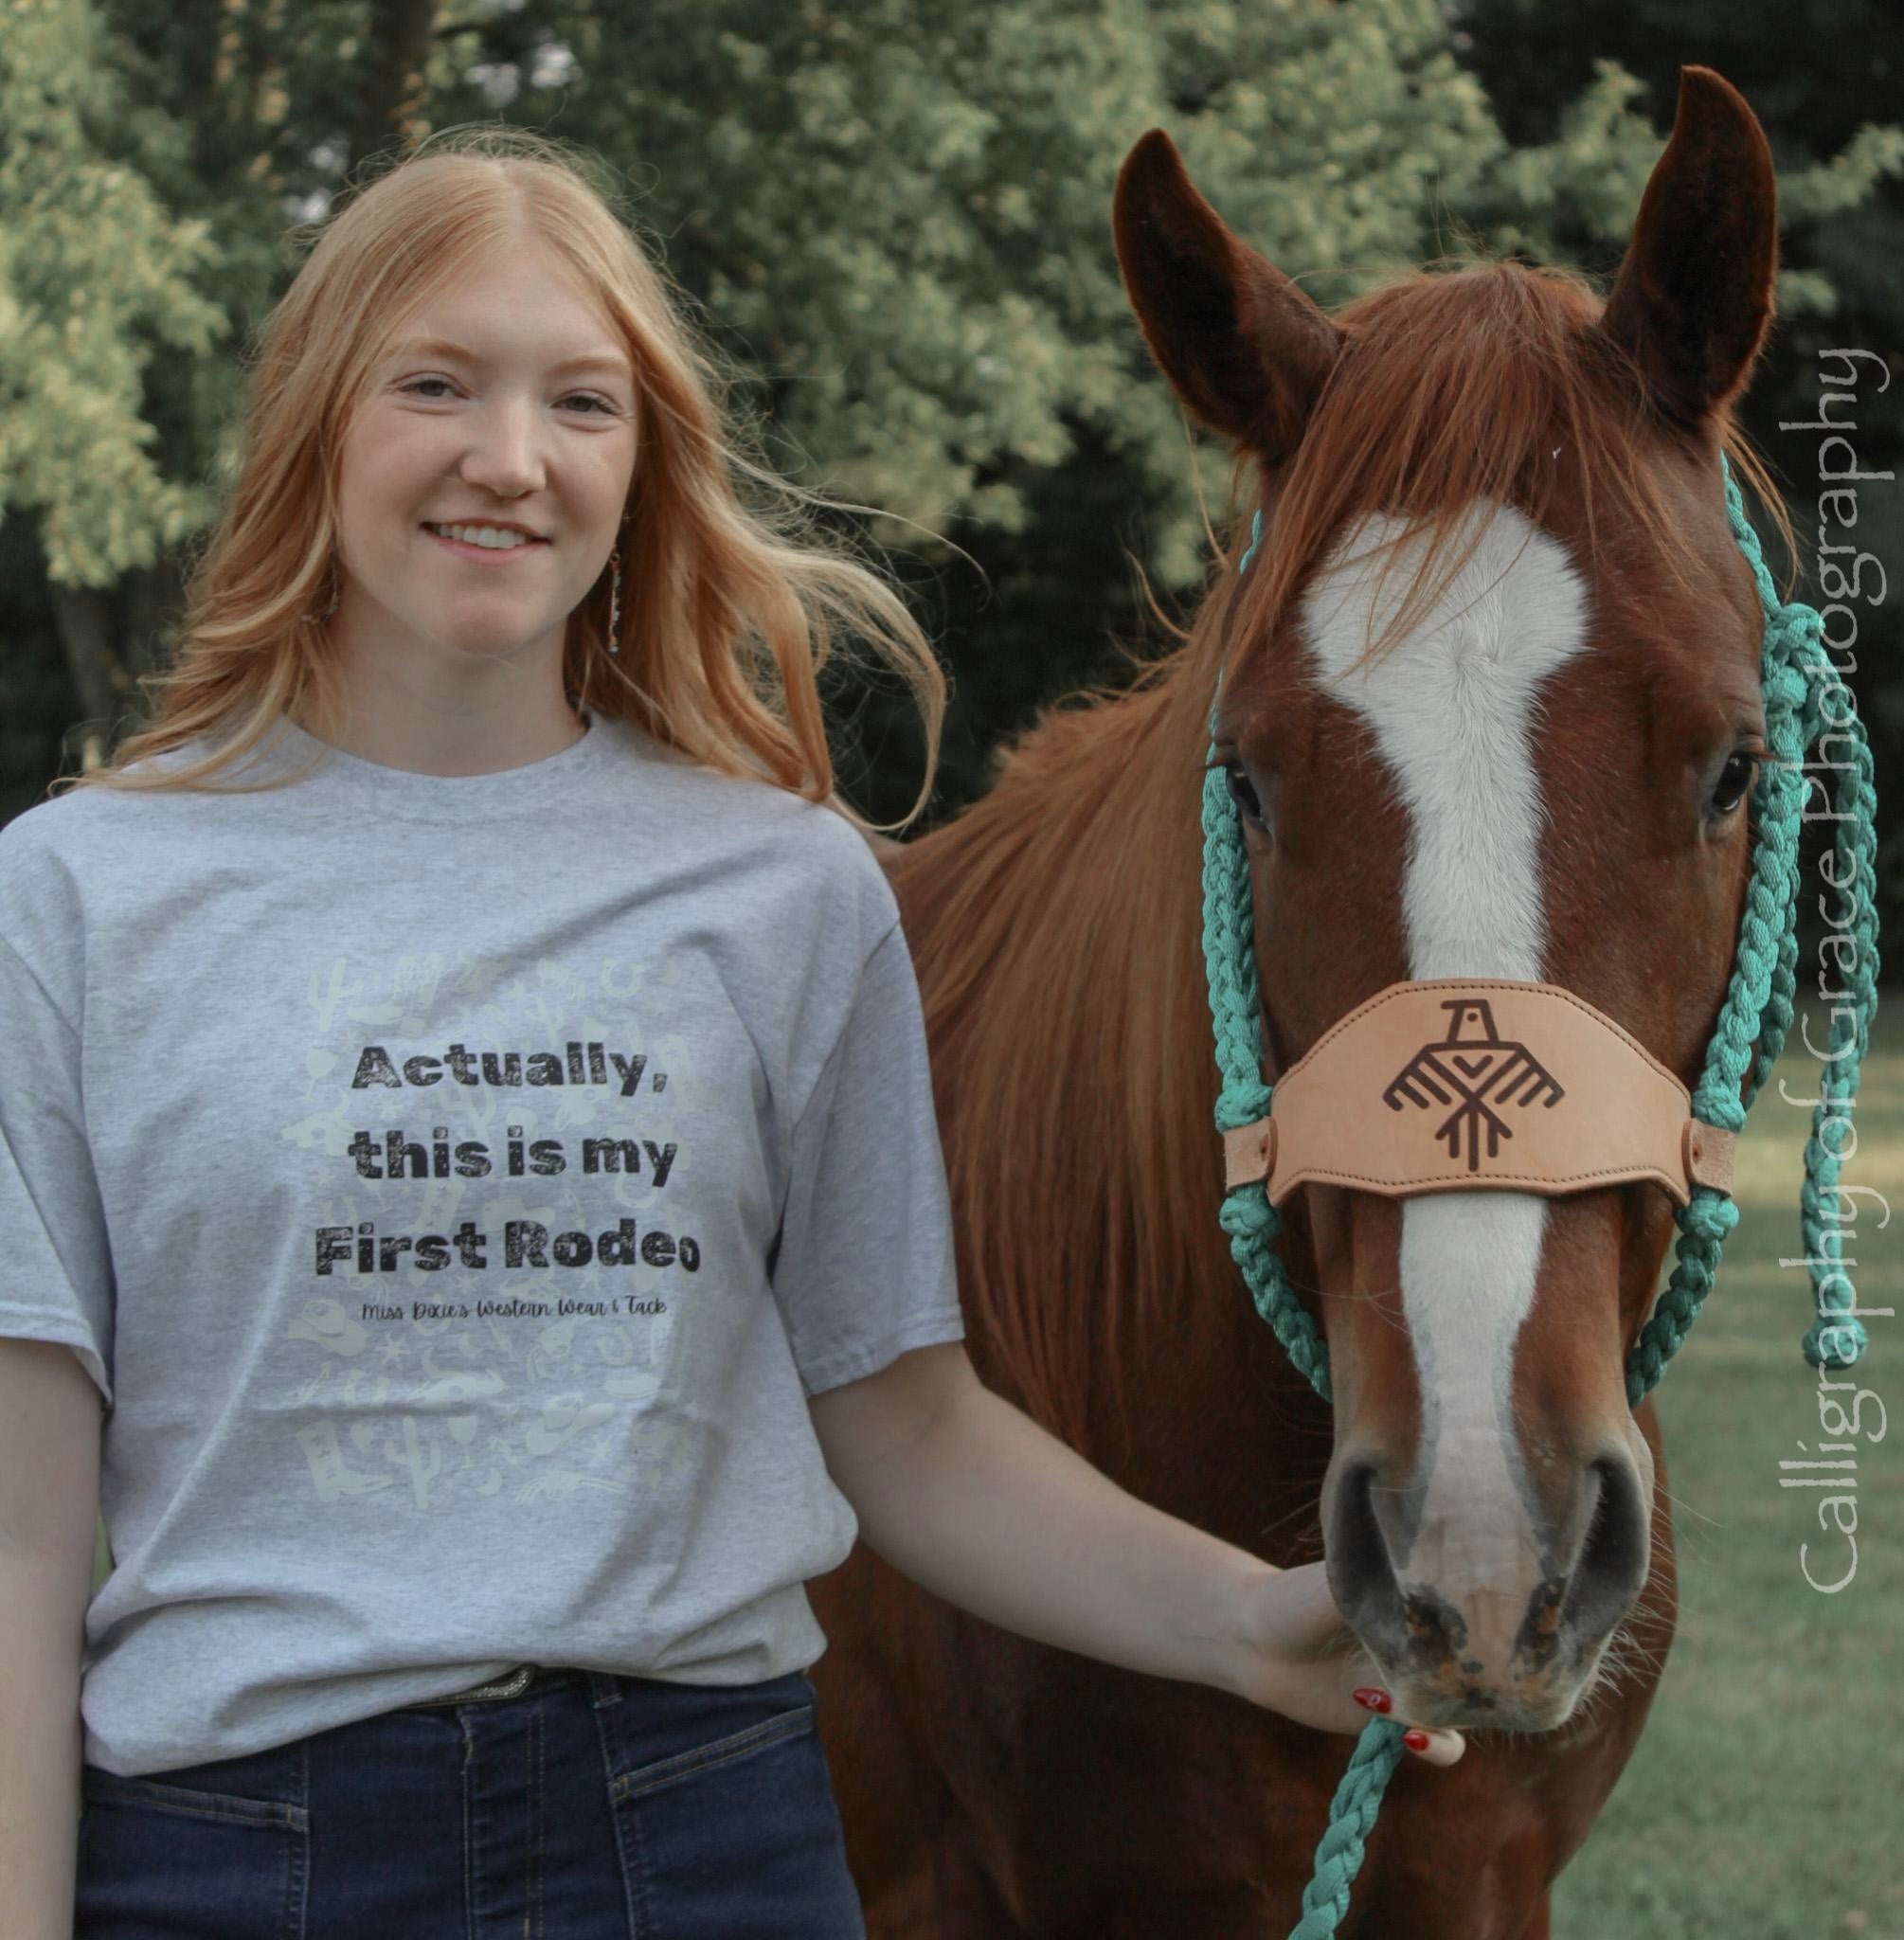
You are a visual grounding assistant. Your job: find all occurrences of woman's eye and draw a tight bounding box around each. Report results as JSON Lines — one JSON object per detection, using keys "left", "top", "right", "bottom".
{"left": 1225, "top": 762, "right": 1266, "bottom": 824}
{"left": 1710, "top": 751, "right": 1760, "bottom": 817}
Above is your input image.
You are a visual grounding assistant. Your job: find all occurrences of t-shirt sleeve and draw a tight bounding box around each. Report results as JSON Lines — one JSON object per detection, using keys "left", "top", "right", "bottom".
{"left": 769, "top": 920, "right": 965, "bottom": 1397}
{"left": 0, "top": 930, "right": 115, "bottom": 1410}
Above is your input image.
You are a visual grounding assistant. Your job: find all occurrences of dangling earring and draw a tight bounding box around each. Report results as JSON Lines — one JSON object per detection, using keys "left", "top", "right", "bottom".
{"left": 313, "top": 555, "right": 340, "bottom": 622}
{"left": 606, "top": 546, "right": 621, "bottom": 655}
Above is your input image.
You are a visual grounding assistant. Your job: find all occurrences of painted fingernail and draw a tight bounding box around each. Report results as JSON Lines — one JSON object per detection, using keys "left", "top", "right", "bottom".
{"left": 1352, "top": 1688, "right": 1393, "bottom": 1713}
{"left": 1403, "top": 1729, "right": 1430, "bottom": 1752}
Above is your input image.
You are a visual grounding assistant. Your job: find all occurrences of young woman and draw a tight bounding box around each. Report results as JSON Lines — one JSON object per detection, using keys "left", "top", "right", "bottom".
{"left": 0, "top": 125, "right": 1460, "bottom": 1939}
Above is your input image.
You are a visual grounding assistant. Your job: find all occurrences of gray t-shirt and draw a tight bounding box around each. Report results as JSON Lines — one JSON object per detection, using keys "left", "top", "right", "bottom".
{"left": 0, "top": 708, "right": 964, "bottom": 1776}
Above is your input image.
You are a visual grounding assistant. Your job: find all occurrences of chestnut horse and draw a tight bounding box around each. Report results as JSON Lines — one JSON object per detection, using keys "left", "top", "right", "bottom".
{"left": 810, "top": 66, "right": 1792, "bottom": 1939}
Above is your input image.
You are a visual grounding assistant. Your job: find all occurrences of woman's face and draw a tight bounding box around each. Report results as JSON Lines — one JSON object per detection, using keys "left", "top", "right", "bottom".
{"left": 329, "top": 241, "right": 639, "bottom": 706}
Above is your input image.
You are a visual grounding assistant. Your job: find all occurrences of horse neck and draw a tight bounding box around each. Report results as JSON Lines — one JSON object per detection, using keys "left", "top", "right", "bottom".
{"left": 889, "top": 641, "right": 1331, "bottom": 1533}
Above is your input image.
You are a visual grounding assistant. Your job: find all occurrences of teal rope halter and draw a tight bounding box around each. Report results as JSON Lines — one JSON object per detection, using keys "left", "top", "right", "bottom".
{"left": 1200, "top": 456, "right": 1880, "bottom": 1938}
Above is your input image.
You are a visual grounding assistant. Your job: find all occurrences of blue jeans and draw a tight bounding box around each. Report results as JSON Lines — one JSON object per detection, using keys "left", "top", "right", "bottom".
{"left": 76, "top": 1664, "right": 870, "bottom": 1938}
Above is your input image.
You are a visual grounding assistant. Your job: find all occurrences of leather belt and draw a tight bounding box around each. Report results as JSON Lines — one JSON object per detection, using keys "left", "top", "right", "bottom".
{"left": 1222, "top": 979, "right": 1736, "bottom": 1207}
{"left": 404, "top": 1662, "right": 542, "bottom": 1708}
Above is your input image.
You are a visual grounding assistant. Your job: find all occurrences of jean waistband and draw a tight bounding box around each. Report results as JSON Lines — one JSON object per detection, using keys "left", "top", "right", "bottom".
{"left": 395, "top": 1662, "right": 815, "bottom": 1715}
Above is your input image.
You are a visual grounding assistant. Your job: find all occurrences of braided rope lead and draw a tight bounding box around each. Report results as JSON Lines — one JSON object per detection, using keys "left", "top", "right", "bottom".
{"left": 1199, "top": 465, "right": 1880, "bottom": 1938}
{"left": 1286, "top": 1720, "right": 1407, "bottom": 1939}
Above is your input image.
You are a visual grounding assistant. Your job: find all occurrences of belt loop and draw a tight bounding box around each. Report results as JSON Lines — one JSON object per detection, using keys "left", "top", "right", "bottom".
{"left": 585, "top": 1669, "right": 623, "bottom": 1709}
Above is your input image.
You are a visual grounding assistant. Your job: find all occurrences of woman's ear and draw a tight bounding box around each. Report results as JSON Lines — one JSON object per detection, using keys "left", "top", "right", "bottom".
{"left": 1596, "top": 66, "right": 1780, "bottom": 431}
{"left": 1112, "top": 129, "right": 1343, "bottom": 462}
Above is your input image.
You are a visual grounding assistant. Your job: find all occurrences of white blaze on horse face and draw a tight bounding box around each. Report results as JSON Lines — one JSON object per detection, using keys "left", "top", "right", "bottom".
{"left": 1300, "top": 502, "right": 1590, "bottom": 1599}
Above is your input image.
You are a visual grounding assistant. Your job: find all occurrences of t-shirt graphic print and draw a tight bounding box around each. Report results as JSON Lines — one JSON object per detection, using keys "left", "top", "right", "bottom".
{"left": 291, "top": 953, "right": 719, "bottom": 1518}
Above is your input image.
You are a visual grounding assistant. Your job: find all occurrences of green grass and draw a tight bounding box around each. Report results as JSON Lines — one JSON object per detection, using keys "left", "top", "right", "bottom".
{"left": 1553, "top": 1004, "right": 1903, "bottom": 1940}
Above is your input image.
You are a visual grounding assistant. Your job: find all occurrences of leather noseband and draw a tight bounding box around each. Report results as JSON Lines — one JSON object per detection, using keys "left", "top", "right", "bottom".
{"left": 1221, "top": 979, "right": 1737, "bottom": 1209}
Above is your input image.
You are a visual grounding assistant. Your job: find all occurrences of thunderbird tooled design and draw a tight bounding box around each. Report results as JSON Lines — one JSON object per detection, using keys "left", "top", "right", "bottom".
{"left": 1381, "top": 997, "right": 1564, "bottom": 1171}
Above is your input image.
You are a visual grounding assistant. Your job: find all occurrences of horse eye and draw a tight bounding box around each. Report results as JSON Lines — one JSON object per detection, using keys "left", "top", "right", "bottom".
{"left": 1225, "top": 762, "right": 1266, "bottom": 824}
{"left": 1711, "top": 751, "right": 1759, "bottom": 817}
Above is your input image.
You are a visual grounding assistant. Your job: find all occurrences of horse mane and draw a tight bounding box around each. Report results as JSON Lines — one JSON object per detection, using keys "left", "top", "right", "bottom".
{"left": 892, "top": 258, "right": 1790, "bottom": 1460}
{"left": 890, "top": 630, "right": 1226, "bottom": 1463}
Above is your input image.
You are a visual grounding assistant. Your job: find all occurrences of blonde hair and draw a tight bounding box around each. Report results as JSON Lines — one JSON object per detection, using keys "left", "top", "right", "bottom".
{"left": 53, "top": 124, "right": 946, "bottom": 831}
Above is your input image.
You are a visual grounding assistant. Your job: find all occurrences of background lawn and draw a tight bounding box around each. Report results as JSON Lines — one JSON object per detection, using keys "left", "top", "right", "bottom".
{"left": 1553, "top": 1001, "right": 1902, "bottom": 1940}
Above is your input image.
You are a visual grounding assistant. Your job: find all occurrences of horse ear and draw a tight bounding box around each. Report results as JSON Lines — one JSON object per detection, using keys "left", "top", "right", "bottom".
{"left": 1112, "top": 130, "right": 1342, "bottom": 460}
{"left": 1596, "top": 67, "right": 1779, "bottom": 429}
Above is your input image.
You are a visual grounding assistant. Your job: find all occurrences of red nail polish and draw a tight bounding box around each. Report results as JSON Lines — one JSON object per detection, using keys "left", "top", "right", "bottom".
{"left": 1403, "top": 1729, "right": 1430, "bottom": 1752}
{"left": 1352, "top": 1687, "right": 1392, "bottom": 1714}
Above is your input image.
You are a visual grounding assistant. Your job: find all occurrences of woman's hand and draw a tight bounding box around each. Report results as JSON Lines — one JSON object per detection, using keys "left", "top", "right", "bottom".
{"left": 810, "top": 1348, "right": 1466, "bottom": 1763}
{"left": 1229, "top": 1559, "right": 1466, "bottom": 1768}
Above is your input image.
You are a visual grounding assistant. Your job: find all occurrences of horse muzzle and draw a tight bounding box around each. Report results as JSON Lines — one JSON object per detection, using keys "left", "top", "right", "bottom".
{"left": 1222, "top": 979, "right": 1703, "bottom": 1729}
{"left": 1323, "top": 1421, "right": 1656, "bottom": 1732}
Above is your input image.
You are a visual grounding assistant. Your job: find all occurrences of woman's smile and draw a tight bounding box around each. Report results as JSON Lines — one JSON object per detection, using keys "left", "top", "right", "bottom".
{"left": 421, "top": 521, "right": 553, "bottom": 565}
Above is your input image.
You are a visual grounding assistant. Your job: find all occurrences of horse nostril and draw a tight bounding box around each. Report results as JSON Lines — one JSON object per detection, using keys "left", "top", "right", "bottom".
{"left": 1558, "top": 1456, "right": 1649, "bottom": 1644}
{"left": 1326, "top": 1460, "right": 1409, "bottom": 1662}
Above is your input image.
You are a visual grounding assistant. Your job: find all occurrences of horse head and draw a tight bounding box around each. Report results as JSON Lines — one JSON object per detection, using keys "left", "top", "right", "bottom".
{"left": 1112, "top": 67, "right": 1782, "bottom": 1733}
